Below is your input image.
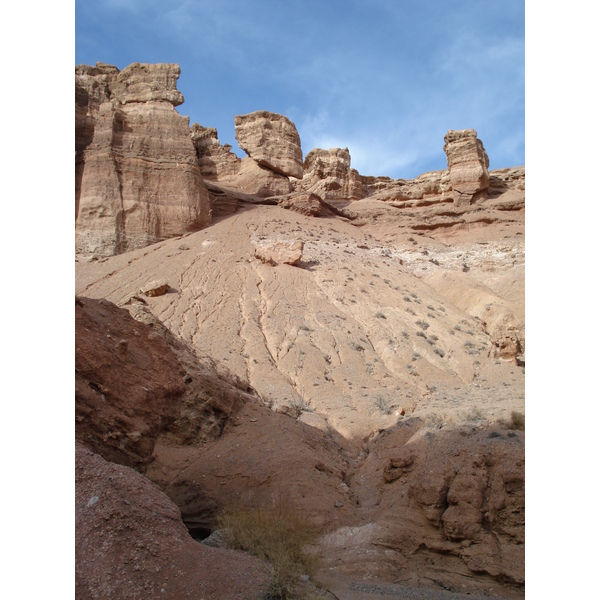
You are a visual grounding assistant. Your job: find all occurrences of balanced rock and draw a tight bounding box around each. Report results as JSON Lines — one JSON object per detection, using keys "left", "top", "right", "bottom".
{"left": 301, "top": 147, "right": 365, "bottom": 200}
{"left": 75, "top": 62, "right": 211, "bottom": 257}
{"left": 234, "top": 110, "right": 303, "bottom": 179}
{"left": 234, "top": 156, "right": 293, "bottom": 197}
{"left": 443, "top": 129, "right": 490, "bottom": 205}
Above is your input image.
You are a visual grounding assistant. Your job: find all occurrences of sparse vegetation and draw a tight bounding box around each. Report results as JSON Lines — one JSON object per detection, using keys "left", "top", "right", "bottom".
{"left": 374, "top": 396, "right": 393, "bottom": 415}
{"left": 416, "top": 320, "right": 430, "bottom": 330}
{"left": 504, "top": 410, "right": 525, "bottom": 430}
{"left": 289, "top": 397, "right": 314, "bottom": 417}
{"left": 218, "top": 502, "right": 321, "bottom": 599}
{"left": 375, "top": 311, "right": 386, "bottom": 319}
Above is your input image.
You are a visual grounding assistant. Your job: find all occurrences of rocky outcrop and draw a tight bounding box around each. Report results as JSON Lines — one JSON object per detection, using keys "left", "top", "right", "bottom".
{"left": 123, "top": 299, "right": 258, "bottom": 446}
{"left": 234, "top": 110, "right": 303, "bottom": 179}
{"left": 300, "top": 147, "right": 365, "bottom": 201}
{"left": 320, "top": 422, "right": 525, "bottom": 592}
{"left": 75, "top": 296, "right": 186, "bottom": 472}
{"left": 444, "top": 129, "right": 490, "bottom": 205}
{"left": 75, "top": 62, "right": 211, "bottom": 257}
{"left": 76, "top": 444, "right": 273, "bottom": 599}
{"left": 234, "top": 156, "right": 293, "bottom": 196}
{"left": 190, "top": 123, "right": 241, "bottom": 181}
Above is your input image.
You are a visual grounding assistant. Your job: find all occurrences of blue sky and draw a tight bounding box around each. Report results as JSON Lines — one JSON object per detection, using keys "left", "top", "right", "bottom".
{"left": 75, "top": 0, "right": 524, "bottom": 179}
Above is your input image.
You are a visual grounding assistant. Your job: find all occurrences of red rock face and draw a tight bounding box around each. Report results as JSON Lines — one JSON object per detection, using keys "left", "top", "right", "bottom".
{"left": 75, "top": 443, "right": 273, "bottom": 599}
{"left": 75, "top": 62, "right": 211, "bottom": 257}
{"left": 75, "top": 296, "right": 186, "bottom": 472}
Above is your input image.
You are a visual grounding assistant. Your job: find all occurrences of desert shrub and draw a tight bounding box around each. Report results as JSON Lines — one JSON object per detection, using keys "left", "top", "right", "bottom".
{"left": 415, "top": 320, "right": 430, "bottom": 330}
{"left": 374, "top": 396, "right": 393, "bottom": 415}
{"left": 218, "top": 502, "right": 320, "bottom": 599}
{"left": 375, "top": 311, "right": 386, "bottom": 319}
{"left": 509, "top": 410, "right": 525, "bottom": 430}
{"left": 289, "top": 397, "right": 314, "bottom": 417}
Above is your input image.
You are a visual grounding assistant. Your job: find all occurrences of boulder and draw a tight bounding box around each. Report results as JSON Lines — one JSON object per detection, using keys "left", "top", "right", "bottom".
{"left": 254, "top": 239, "right": 304, "bottom": 266}
{"left": 234, "top": 110, "right": 303, "bottom": 179}
{"left": 75, "top": 62, "right": 211, "bottom": 257}
{"left": 140, "top": 280, "right": 170, "bottom": 297}
{"left": 301, "top": 147, "right": 365, "bottom": 200}
{"left": 278, "top": 192, "right": 324, "bottom": 216}
{"left": 443, "top": 129, "right": 490, "bottom": 205}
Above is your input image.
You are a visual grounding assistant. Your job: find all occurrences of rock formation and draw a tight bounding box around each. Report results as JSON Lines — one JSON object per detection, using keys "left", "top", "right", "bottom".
{"left": 75, "top": 296, "right": 186, "bottom": 472}
{"left": 300, "top": 147, "right": 365, "bottom": 201}
{"left": 190, "top": 123, "right": 241, "bottom": 181}
{"left": 75, "top": 62, "right": 211, "bottom": 257}
{"left": 234, "top": 110, "right": 304, "bottom": 179}
{"left": 75, "top": 444, "right": 272, "bottom": 599}
{"left": 443, "top": 129, "right": 490, "bottom": 205}
{"left": 75, "top": 60, "right": 525, "bottom": 598}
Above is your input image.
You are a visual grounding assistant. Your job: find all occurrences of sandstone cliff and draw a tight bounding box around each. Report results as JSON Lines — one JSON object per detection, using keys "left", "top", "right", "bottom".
{"left": 75, "top": 60, "right": 525, "bottom": 598}
{"left": 75, "top": 62, "right": 211, "bottom": 257}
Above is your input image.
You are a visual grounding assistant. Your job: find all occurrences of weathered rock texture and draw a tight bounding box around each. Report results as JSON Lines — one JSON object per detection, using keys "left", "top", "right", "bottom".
{"left": 300, "top": 147, "right": 365, "bottom": 201}
{"left": 443, "top": 129, "right": 490, "bottom": 205}
{"left": 190, "top": 123, "right": 241, "bottom": 181}
{"left": 234, "top": 156, "right": 293, "bottom": 197}
{"left": 75, "top": 62, "right": 211, "bottom": 257}
{"left": 123, "top": 299, "right": 259, "bottom": 446}
{"left": 319, "top": 422, "right": 525, "bottom": 593}
{"left": 75, "top": 296, "right": 185, "bottom": 472}
{"left": 254, "top": 239, "right": 304, "bottom": 265}
{"left": 76, "top": 443, "right": 273, "bottom": 599}
{"left": 234, "top": 110, "right": 303, "bottom": 179}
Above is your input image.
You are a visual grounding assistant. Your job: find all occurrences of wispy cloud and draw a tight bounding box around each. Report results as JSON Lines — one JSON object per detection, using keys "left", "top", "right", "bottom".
{"left": 77, "top": 1, "right": 524, "bottom": 178}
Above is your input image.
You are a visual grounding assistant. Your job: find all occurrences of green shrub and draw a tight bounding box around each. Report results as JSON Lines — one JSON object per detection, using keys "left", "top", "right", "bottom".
{"left": 218, "top": 502, "right": 321, "bottom": 599}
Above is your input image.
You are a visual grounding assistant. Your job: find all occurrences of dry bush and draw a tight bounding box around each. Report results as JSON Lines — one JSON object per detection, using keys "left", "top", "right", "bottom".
{"left": 218, "top": 502, "right": 321, "bottom": 599}
{"left": 498, "top": 410, "right": 525, "bottom": 431}
{"left": 508, "top": 410, "right": 525, "bottom": 430}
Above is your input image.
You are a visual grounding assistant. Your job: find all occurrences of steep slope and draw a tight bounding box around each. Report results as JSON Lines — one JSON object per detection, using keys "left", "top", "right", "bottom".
{"left": 76, "top": 200, "right": 523, "bottom": 441}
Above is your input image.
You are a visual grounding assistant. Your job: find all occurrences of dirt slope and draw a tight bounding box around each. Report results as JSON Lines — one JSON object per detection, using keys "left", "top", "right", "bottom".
{"left": 76, "top": 201, "right": 524, "bottom": 441}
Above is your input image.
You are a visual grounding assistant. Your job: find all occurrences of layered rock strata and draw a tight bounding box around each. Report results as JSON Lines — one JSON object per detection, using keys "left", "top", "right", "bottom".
{"left": 75, "top": 62, "right": 211, "bottom": 257}
{"left": 234, "top": 110, "right": 304, "bottom": 179}
{"left": 300, "top": 147, "right": 365, "bottom": 201}
{"left": 75, "top": 296, "right": 186, "bottom": 472}
{"left": 443, "top": 129, "right": 490, "bottom": 205}
{"left": 190, "top": 123, "right": 241, "bottom": 181}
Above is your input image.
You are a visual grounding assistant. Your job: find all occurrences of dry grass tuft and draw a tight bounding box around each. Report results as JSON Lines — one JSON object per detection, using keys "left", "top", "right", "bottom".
{"left": 218, "top": 502, "right": 321, "bottom": 599}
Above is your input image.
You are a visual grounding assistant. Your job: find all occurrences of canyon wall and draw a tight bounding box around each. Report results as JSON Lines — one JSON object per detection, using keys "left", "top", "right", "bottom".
{"left": 75, "top": 62, "right": 211, "bottom": 257}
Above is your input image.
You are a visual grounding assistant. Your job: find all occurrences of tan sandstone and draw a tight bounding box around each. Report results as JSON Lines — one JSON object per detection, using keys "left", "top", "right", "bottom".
{"left": 300, "top": 147, "right": 365, "bottom": 201}
{"left": 234, "top": 110, "right": 304, "bottom": 179}
{"left": 443, "top": 129, "right": 490, "bottom": 205}
{"left": 75, "top": 62, "right": 211, "bottom": 257}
